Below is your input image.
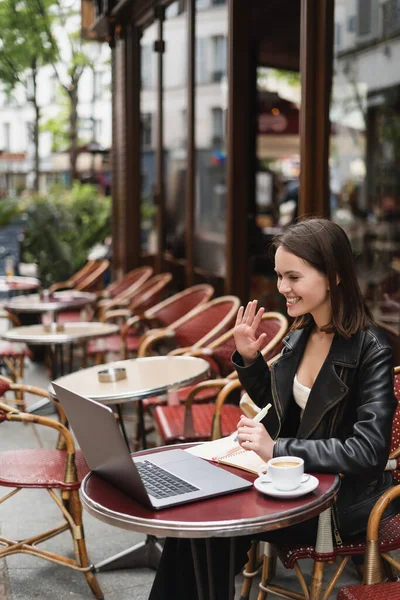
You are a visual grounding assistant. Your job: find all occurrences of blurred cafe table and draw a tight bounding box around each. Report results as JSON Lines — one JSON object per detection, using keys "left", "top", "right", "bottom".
{"left": 81, "top": 443, "right": 340, "bottom": 586}
{"left": 4, "top": 290, "right": 97, "bottom": 323}
{"left": 2, "top": 321, "right": 119, "bottom": 413}
{"left": 51, "top": 355, "right": 211, "bottom": 451}
{"left": 0, "top": 276, "right": 40, "bottom": 297}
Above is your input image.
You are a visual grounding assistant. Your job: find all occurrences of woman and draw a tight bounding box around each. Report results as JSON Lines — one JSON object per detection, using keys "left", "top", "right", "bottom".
{"left": 149, "top": 218, "right": 397, "bottom": 600}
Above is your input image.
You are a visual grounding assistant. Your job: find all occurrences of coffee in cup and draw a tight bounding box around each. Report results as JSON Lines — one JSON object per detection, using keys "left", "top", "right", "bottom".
{"left": 257, "top": 456, "right": 309, "bottom": 491}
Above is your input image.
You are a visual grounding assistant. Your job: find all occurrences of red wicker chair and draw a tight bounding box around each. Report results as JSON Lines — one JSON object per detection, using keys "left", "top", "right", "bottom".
{"left": 337, "top": 484, "right": 400, "bottom": 599}
{"left": 87, "top": 283, "right": 214, "bottom": 363}
{"left": 153, "top": 312, "right": 288, "bottom": 445}
{"left": 49, "top": 259, "right": 109, "bottom": 294}
{"left": 0, "top": 388, "right": 103, "bottom": 599}
{"left": 58, "top": 266, "right": 153, "bottom": 325}
{"left": 137, "top": 295, "right": 241, "bottom": 358}
{"left": 243, "top": 366, "right": 400, "bottom": 600}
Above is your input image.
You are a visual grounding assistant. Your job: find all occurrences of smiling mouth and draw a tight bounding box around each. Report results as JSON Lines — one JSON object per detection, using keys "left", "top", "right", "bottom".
{"left": 286, "top": 297, "right": 301, "bottom": 305}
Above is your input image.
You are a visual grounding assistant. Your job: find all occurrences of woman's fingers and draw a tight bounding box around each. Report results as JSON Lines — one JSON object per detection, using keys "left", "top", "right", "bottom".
{"left": 235, "top": 305, "right": 244, "bottom": 326}
{"left": 252, "top": 306, "right": 265, "bottom": 331}
{"left": 245, "top": 300, "right": 258, "bottom": 325}
{"left": 256, "top": 332, "right": 267, "bottom": 351}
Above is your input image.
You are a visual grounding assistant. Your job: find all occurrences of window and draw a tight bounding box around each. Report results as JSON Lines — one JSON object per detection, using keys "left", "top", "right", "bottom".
{"left": 335, "top": 22, "right": 342, "bottom": 48}
{"left": 95, "top": 119, "right": 102, "bottom": 141}
{"left": 211, "top": 107, "right": 224, "bottom": 146}
{"left": 211, "top": 0, "right": 225, "bottom": 5}
{"left": 93, "top": 71, "right": 103, "bottom": 99}
{"left": 141, "top": 45, "right": 153, "bottom": 89}
{"left": 211, "top": 36, "right": 227, "bottom": 82}
{"left": 141, "top": 113, "right": 152, "bottom": 148}
{"left": 2, "top": 123, "right": 10, "bottom": 151}
{"left": 357, "top": 0, "right": 372, "bottom": 35}
{"left": 196, "top": 38, "right": 208, "bottom": 84}
{"left": 347, "top": 15, "right": 356, "bottom": 32}
{"left": 26, "top": 122, "right": 33, "bottom": 149}
{"left": 382, "top": 0, "right": 400, "bottom": 36}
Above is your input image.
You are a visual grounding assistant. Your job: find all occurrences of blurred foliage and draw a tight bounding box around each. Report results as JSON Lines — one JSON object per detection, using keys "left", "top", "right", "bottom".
{"left": 0, "top": 199, "right": 22, "bottom": 228}
{"left": 0, "top": 0, "right": 57, "bottom": 94}
{"left": 20, "top": 183, "right": 111, "bottom": 286}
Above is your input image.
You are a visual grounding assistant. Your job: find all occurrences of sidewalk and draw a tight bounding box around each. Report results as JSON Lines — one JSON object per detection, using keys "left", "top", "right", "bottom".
{"left": 0, "top": 359, "right": 363, "bottom": 599}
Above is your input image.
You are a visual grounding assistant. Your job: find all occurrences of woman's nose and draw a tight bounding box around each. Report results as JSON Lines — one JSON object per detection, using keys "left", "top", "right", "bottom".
{"left": 278, "top": 279, "right": 291, "bottom": 294}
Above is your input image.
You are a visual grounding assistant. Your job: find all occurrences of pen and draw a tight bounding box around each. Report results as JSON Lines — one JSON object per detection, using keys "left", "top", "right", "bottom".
{"left": 232, "top": 402, "right": 272, "bottom": 442}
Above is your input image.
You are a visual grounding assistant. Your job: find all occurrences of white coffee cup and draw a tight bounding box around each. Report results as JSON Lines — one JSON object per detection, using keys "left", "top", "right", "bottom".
{"left": 257, "top": 456, "right": 309, "bottom": 491}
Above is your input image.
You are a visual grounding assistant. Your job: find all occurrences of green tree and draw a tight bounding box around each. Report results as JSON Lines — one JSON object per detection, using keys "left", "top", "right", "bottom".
{"left": 0, "top": 0, "right": 58, "bottom": 191}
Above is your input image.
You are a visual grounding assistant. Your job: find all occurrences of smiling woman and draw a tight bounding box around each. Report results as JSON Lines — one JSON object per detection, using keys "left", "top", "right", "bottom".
{"left": 149, "top": 217, "right": 399, "bottom": 600}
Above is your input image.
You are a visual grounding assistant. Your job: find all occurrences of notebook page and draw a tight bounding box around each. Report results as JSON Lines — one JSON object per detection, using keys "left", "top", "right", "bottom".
{"left": 218, "top": 449, "right": 265, "bottom": 475}
{"left": 185, "top": 433, "right": 238, "bottom": 461}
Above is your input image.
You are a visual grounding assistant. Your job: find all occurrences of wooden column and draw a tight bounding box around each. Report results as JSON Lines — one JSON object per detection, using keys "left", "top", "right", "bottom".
{"left": 299, "top": 0, "right": 334, "bottom": 218}
{"left": 185, "top": 0, "right": 196, "bottom": 287}
{"left": 111, "top": 23, "right": 141, "bottom": 276}
{"left": 226, "top": 0, "right": 253, "bottom": 301}
{"left": 154, "top": 7, "right": 165, "bottom": 273}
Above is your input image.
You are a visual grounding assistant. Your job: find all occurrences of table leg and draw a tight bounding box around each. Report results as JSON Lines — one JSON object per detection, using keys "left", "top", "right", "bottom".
{"left": 229, "top": 537, "right": 236, "bottom": 600}
{"left": 191, "top": 540, "right": 206, "bottom": 600}
{"left": 116, "top": 403, "right": 131, "bottom": 450}
{"left": 137, "top": 400, "right": 147, "bottom": 450}
{"left": 205, "top": 539, "right": 216, "bottom": 600}
{"left": 94, "top": 535, "right": 163, "bottom": 572}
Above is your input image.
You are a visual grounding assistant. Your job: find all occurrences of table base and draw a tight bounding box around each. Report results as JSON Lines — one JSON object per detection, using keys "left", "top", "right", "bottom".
{"left": 94, "top": 535, "right": 162, "bottom": 572}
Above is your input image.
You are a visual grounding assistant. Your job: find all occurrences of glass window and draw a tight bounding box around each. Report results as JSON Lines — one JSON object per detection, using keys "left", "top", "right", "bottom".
{"left": 2, "top": 123, "right": 10, "bottom": 150}
{"left": 330, "top": 0, "right": 400, "bottom": 321}
{"left": 211, "top": 35, "right": 227, "bottom": 82}
{"left": 163, "top": 0, "right": 188, "bottom": 259}
{"left": 140, "top": 23, "right": 157, "bottom": 254}
{"left": 194, "top": 4, "right": 228, "bottom": 275}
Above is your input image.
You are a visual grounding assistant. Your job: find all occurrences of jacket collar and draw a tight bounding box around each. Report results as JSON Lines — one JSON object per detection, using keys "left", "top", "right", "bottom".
{"left": 282, "top": 327, "right": 363, "bottom": 368}
{"left": 274, "top": 327, "right": 364, "bottom": 439}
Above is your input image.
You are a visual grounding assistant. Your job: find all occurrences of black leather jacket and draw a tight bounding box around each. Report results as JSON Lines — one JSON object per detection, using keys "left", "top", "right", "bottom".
{"left": 233, "top": 323, "right": 397, "bottom": 539}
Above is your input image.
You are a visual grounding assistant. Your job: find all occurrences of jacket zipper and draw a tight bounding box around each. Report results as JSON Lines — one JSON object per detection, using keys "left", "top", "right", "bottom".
{"left": 328, "top": 367, "right": 347, "bottom": 438}
{"left": 270, "top": 365, "right": 282, "bottom": 440}
{"left": 331, "top": 503, "right": 343, "bottom": 546}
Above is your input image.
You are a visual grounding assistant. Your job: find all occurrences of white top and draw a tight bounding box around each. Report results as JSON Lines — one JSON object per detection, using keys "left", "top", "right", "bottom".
{"left": 293, "top": 374, "right": 311, "bottom": 414}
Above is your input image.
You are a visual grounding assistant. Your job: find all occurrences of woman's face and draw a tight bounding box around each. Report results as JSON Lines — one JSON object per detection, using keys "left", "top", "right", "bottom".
{"left": 275, "top": 246, "right": 331, "bottom": 326}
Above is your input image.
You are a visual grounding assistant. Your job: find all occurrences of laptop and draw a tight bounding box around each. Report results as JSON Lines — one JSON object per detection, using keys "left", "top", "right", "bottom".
{"left": 52, "top": 382, "right": 252, "bottom": 510}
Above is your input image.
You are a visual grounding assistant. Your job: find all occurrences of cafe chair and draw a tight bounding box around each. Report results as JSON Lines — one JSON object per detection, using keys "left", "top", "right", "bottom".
{"left": 0, "top": 310, "right": 32, "bottom": 410}
{"left": 246, "top": 366, "right": 400, "bottom": 600}
{"left": 58, "top": 265, "right": 153, "bottom": 325}
{"left": 0, "top": 402, "right": 103, "bottom": 599}
{"left": 87, "top": 283, "right": 214, "bottom": 363}
{"left": 152, "top": 312, "right": 288, "bottom": 445}
{"left": 49, "top": 259, "right": 109, "bottom": 294}
{"left": 336, "top": 484, "right": 400, "bottom": 599}
{"left": 137, "top": 295, "right": 241, "bottom": 358}
{"left": 94, "top": 265, "right": 154, "bottom": 320}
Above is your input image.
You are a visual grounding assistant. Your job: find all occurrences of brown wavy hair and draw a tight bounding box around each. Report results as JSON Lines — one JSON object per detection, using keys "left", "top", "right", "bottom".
{"left": 272, "top": 218, "right": 373, "bottom": 338}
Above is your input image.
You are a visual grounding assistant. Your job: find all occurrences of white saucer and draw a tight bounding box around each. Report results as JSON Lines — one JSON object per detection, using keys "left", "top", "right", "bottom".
{"left": 253, "top": 474, "right": 319, "bottom": 499}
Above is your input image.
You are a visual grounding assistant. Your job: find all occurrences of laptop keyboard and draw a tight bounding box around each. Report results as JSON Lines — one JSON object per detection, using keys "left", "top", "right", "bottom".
{"left": 136, "top": 460, "right": 199, "bottom": 499}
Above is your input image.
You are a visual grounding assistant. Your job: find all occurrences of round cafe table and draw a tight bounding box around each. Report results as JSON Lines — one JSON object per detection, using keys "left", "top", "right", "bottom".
{"left": 81, "top": 444, "right": 340, "bottom": 597}
{"left": 1, "top": 322, "right": 119, "bottom": 413}
{"left": 50, "top": 355, "right": 211, "bottom": 449}
{"left": 0, "top": 276, "right": 40, "bottom": 296}
{"left": 4, "top": 290, "right": 96, "bottom": 323}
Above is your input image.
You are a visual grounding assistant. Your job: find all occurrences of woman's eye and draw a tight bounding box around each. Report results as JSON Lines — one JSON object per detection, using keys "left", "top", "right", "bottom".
{"left": 290, "top": 277, "right": 299, "bottom": 281}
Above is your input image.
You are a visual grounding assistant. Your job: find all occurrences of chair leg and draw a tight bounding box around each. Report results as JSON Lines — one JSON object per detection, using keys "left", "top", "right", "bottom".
{"left": 309, "top": 561, "right": 325, "bottom": 600}
{"left": 68, "top": 489, "right": 104, "bottom": 599}
{"left": 240, "top": 540, "right": 261, "bottom": 599}
{"left": 257, "top": 543, "right": 277, "bottom": 600}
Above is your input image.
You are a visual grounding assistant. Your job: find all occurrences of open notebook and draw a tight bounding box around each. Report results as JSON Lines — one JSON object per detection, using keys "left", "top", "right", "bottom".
{"left": 185, "top": 433, "right": 266, "bottom": 475}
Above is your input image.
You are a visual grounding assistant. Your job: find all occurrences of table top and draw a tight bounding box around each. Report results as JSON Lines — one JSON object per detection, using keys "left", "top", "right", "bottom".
{"left": 1, "top": 321, "right": 119, "bottom": 345}
{"left": 50, "top": 356, "right": 211, "bottom": 404}
{"left": 0, "top": 276, "right": 40, "bottom": 292}
{"left": 5, "top": 290, "right": 97, "bottom": 313}
{"left": 80, "top": 445, "right": 340, "bottom": 539}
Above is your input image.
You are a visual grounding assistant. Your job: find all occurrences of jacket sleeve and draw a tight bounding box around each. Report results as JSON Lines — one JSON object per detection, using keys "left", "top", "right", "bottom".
{"left": 232, "top": 350, "right": 273, "bottom": 408}
{"left": 274, "top": 346, "right": 396, "bottom": 478}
